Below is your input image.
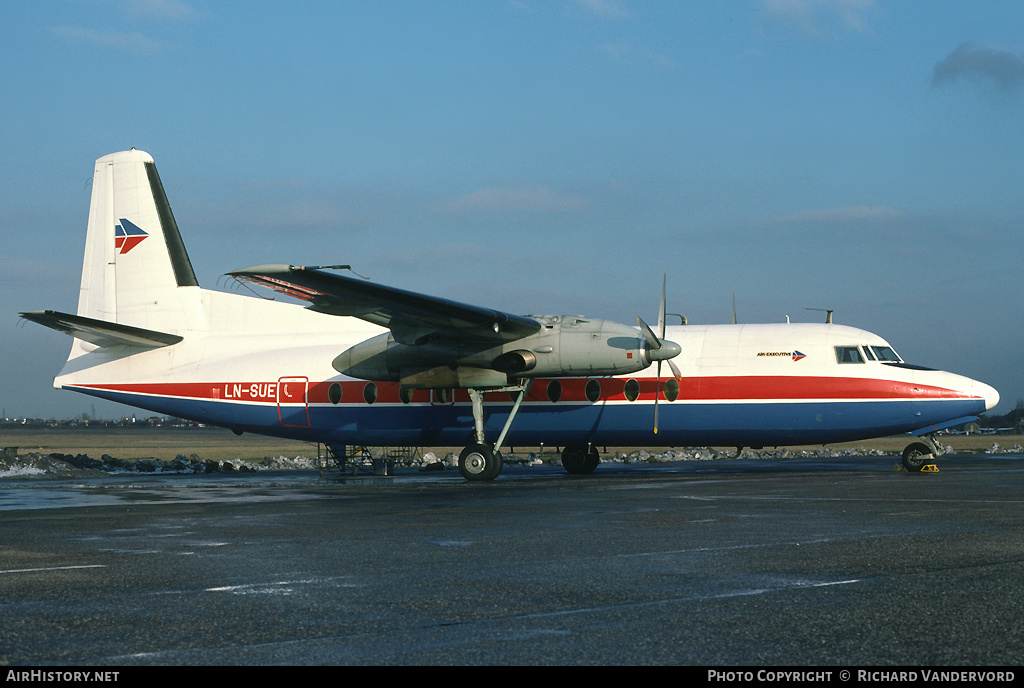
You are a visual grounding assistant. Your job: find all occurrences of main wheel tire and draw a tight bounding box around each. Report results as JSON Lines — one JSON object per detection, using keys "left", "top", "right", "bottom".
{"left": 902, "top": 442, "right": 932, "bottom": 473}
{"left": 458, "top": 443, "right": 503, "bottom": 481}
{"left": 561, "top": 445, "right": 600, "bottom": 475}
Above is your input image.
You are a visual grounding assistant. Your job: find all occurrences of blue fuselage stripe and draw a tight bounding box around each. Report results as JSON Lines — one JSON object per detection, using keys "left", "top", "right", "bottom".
{"left": 69, "top": 386, "right": 985, "bottom": 449}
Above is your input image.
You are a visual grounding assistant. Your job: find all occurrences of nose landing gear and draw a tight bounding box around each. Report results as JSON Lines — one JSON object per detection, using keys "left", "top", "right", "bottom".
{"left": 901, "top": 434, "right": 944, "bottom": 473}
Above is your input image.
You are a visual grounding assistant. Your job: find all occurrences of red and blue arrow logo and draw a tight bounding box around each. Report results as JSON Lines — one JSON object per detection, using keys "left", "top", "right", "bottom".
{"left": 115, "top": 218, "right": 148, "bottom": 255}
{"left": 792, "top": 351, "right": 807, "bottom": 362}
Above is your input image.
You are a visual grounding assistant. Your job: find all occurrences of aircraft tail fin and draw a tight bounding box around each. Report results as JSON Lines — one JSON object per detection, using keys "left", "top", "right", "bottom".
{"left": 77, "top": 149, "right": 202, "bottom": 334}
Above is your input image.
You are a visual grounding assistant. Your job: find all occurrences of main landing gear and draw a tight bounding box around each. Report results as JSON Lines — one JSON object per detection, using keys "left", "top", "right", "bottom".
{"left": 458, "top": 443, "right": 502, "bottom": 481}
{"left": 560, "top": 444, "right": 600, "bottom": 475}
{"left": 901, "top": 434, "right": 943, "bottom": 473}
{"left": 457, "top": 383, "right": 529, "bottom": 482}
{"left": 456, "top": 382, "right": 603, "bottom": 481}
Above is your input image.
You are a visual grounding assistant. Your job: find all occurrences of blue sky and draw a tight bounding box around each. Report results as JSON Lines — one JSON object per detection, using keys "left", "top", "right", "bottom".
{"left": 3, "top": 0, "right": 1022, "bottom": 419}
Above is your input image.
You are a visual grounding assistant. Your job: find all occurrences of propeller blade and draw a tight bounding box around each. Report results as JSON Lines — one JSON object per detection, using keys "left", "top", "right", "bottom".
{"left": 644, "top": 274, "right": 681, "bottom": 434}
{"left": 638, "top": 317, "right": 661, "bottom": 351}
{"left": 658, "top": 272, "right": 667, "bottom": 340}
{"left": 654, "top": 360, "right": 661, "bottom": 434}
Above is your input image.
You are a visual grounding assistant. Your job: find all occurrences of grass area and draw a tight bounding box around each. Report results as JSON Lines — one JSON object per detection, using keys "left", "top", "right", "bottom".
{"left": 2, "top": 425, "right": 1019, "bottom": 462}
{"left": 792, "top": 433, "right": 1019, "bottom": 454}
{"left": 0, "top": 426, "right": 318, "bottom": 462}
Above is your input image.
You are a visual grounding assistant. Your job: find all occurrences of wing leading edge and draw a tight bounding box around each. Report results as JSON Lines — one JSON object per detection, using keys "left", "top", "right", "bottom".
{"left": 229, "top": 264, "right": 542, "bottom": 345}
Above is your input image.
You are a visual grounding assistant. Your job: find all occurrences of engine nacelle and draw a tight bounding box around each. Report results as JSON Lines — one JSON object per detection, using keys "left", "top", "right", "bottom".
{"left": 332, "top": 315, "right": 674, "bottom": 388}
{"left": 521, "top": 315, "right": 651, "bottom": 377}
{"left": 491, "top": 350, "right": 537, "bottom": 374}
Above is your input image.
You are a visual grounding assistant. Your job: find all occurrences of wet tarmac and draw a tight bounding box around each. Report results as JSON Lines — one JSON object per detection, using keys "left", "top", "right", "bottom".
{"left": 2, "top": 454, "right": 1023, "bottom": 666}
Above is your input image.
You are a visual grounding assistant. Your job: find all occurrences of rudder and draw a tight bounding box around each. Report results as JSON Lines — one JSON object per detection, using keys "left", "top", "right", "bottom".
{"left": 77, "top": 150, "right": 201, "bottom": 333}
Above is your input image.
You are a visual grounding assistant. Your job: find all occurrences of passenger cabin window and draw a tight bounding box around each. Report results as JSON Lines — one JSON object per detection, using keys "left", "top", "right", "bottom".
{"left": 835, "top": 346, "right": 864, "bottom": 364}
{"left": 623, "top": 379, "right": 640, "bottom": 401}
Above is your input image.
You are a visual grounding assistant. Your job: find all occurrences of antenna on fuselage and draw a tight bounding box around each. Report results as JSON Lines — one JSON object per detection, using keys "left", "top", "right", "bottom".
{"left": 805, "top": 308, "right": 834, "bottom": 324}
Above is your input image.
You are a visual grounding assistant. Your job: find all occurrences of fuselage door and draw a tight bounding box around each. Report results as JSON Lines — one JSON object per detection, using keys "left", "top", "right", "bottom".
{"left": 277, "top": 376, "right": 310, "bottom": 428}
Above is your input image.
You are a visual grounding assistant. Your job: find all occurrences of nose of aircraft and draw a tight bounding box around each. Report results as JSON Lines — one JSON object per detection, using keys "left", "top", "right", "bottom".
{"left": 979, "top": 380, "right": 1000, "bottom": 411}
{"left": 927, "top": 370, "right": 1000, "bottom": 412}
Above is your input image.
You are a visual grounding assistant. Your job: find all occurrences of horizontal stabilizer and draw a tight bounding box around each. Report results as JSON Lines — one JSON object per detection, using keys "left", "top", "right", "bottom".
{"left": 20, "top": 310, "right": 183, "bottom": 349}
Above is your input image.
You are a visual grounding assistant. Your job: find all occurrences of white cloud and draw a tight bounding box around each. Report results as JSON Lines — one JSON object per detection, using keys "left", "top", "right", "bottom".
{"left": 774, "top": 205, "right": 905, "bottom": 225}
{"left": 50, "top": 25, "right": 168, "bottom": 56}
{"left": 124, "top": 0, "right": 200, "bottom": 22}
{"left": 49, "top": 2, "right": 199, "bottom": 56}
{"left": 436, "top": 186, "right": 590, "bottom": 214}
{"left": 599, "top": 40, "right": 679, "bottom": 71}
{"left": 760, "top": 0, "right": 877, "bottom": 38}
{"left": 570, "top": 0, "right": 628, "bottom": 20}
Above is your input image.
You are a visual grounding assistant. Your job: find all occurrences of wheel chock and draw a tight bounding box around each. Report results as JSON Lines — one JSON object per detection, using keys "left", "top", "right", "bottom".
{"left": 894, "top": 463, "right": 940, "bottom": 473}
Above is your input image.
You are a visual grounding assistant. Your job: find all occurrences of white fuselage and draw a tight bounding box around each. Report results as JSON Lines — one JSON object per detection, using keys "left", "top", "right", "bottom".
{"left": 54, "top": 286, "right": 998, "bottom": 450}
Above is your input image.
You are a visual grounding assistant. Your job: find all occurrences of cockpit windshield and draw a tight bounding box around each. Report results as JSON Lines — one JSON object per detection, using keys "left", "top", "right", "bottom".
{"left": 835, "top": 346, "right": 864, "bottom": 364}
{"left": 835, "top": 345, "right": 903, "bottom": 364}
{"left": 869, "top": 346, "right": 901, "bottom": 362}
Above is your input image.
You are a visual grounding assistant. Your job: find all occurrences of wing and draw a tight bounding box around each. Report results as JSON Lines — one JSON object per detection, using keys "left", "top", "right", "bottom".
{"left": 229, "top": 264, "right": 541, "bottom": 345}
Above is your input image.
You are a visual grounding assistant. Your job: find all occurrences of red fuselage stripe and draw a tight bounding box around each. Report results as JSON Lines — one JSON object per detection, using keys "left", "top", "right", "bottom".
{"left": 72, "top": 376, "right": 978, "bottom": 405}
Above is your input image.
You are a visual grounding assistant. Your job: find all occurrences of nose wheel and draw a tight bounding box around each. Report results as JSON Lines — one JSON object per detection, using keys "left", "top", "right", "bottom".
{"left": 902, "top": 435, "right": 942, "bottom": 472}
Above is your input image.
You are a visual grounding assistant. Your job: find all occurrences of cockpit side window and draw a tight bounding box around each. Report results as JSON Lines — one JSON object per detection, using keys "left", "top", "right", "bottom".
{"left": 835, "top": 346, "right": 864, "bottom": 364}
{"left": 870, "top": 346, "right": 901, "bottom": 362}
{"left": 862, "top": 346, "right": 876, "bottom": 361}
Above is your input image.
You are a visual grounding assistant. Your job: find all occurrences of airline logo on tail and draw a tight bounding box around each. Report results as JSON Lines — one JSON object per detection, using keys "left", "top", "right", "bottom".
{"left": 115, "top": 218, "right": 148, "bottom": 254}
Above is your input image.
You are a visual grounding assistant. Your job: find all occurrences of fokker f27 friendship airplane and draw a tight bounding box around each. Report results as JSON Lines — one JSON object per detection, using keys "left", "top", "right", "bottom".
{"left": 22, "top": 150, "right": 999, "bottom": 480}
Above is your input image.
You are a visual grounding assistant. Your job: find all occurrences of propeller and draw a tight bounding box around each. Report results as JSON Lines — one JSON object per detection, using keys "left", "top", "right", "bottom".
{"left": 638, "top": 273, "right": 682, "bottom": 434}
